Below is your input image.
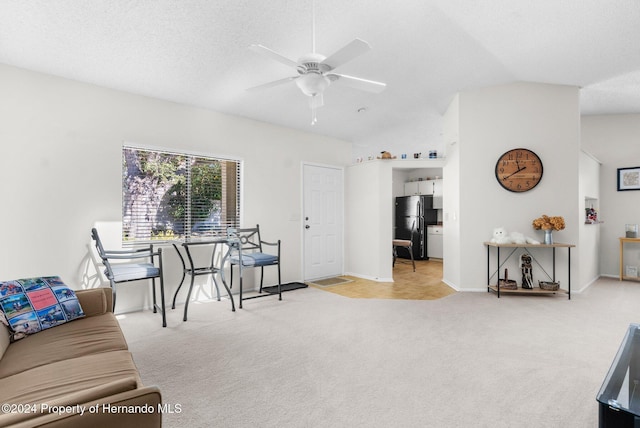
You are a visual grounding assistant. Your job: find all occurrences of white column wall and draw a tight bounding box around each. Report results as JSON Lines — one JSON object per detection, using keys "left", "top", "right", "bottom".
{"left": 455, "top": 82, "right": 581, "bottom": 291}
{"left": 578, "top": 150, "right": 601, "bottom": 287}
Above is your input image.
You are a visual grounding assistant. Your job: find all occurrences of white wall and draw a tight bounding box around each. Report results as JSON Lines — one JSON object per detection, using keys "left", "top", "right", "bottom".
{"left": 345, "top": 161, "right": 391, "bottom": 281}
{"left": 0, "top": 64, "right": 351, "bottom": 313}
{"left": 442, "top": 95, "right": 460, "bottom": 289}
{"left": 578, "top": 150, "right": 601, "bottom": 287}
{"left": 581, "top": 114, "right": 640, "bottom": 278}
{"left": 454, "top": 82, "right": 581, "bottom": 291}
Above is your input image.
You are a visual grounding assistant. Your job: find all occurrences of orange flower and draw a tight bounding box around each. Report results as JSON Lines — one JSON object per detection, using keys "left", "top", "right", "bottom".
{"left": 532, "top": 215, "right": 565, "bottom": 231}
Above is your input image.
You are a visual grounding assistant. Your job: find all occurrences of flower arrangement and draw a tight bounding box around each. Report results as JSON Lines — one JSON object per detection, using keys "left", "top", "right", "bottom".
{"left": 532, "top": 215, "right": 565, "bottom": 231}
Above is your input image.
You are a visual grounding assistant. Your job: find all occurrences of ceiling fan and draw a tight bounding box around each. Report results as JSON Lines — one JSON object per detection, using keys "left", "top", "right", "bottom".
{"left": 247, "top": 4, "right": 386, "bottom": 125}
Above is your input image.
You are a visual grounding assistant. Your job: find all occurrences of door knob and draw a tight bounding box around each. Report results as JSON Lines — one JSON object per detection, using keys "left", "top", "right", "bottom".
{"left": 305, "top": 225, "right": 310, "bottom": 229}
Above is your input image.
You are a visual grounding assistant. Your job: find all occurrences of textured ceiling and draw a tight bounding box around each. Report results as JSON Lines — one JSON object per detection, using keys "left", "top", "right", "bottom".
{"left": 1, "top": 0, "right": 639, "bottom": 157}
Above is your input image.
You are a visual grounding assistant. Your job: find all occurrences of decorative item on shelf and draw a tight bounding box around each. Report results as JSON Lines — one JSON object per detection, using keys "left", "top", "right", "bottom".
{"left": 413, "top": 152, "right": 421, "bottom": 159}
{"left": 401, "top": 153, "right": 407, "bottom": 159}
{"left": 520, "top": 254, "right": 533, "bottom": 289}
{"left": 490, "top": 227, "right": 540, "bottom": 245}
{"left": 532, "top": 215, "right": 565, "bottom": 245}
{"left": 499, "top": 268, "right": 518, "bottom": 290}
{"left": 538, "top": 280, "right": 559, "bottom": 291}
{"left": 585, "top": 206, "right": 598, "bottom": 224}
{"left": 377, "top": 151, "right": 396, "bottom": 160}
{"left": 626, "top": 266, "right": 638, "bottom": 277}
{"left": 626, "top": 224, "right": 638, "bottom": 238}
{"left": 429, "top": 150, "right": 437, "bottom": 159}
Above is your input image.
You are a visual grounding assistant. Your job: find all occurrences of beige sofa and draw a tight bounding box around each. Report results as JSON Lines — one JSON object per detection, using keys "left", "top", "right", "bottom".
{"left": 0, "top": 288, "right": 162, "bottom": 428}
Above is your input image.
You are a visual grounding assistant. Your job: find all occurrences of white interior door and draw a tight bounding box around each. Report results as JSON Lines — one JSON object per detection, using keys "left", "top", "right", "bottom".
{"left": 303, "top": 164, "right": 343, "bottom": 281}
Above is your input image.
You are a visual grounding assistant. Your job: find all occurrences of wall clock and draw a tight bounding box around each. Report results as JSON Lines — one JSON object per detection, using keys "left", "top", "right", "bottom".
{"left": 495, "top": 148, "right": 543, "bottom": 192}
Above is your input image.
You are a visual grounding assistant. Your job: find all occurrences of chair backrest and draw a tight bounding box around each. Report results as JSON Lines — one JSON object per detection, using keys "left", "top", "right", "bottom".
{"left": 226, "top": 225, "right": 263, "bottom": 253}
{"left": 91, "top": 228, "right": 114, "bottom": 280}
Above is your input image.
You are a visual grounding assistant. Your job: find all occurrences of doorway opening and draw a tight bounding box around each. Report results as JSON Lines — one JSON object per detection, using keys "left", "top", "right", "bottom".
{"left": 392, "top": 166, "right": 444, "bottom": 285}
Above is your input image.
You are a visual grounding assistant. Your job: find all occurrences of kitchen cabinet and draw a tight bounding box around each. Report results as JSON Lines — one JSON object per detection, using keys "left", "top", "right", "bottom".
{"left": 427, "top": 225, "right": 443, "bottom": 259}
{"left": 404, "top": 180, "right": 430, "bottom": 195}
{"left": 404, "top": 179, "right": 443, "bottom": 196}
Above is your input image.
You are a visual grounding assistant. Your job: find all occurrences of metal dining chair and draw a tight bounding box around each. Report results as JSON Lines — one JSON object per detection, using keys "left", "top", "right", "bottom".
{"left": 227, "top": 225, "right": 281, "bottom": 308}
{"left": 91, "top": 227, "right": 167, "bottom": 327}
{"left": 392, "top": 220, "right": 416, "bottom": 272}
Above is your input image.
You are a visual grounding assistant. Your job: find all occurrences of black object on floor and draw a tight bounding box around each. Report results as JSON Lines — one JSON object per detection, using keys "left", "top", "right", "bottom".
{"left": 263, "top": 282, "right": 308, "bottom": 294}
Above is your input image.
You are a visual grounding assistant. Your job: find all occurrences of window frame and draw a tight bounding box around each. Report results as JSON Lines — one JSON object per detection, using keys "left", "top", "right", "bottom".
{"left": 121, "top": 143, "right": 242, "bottom": 244}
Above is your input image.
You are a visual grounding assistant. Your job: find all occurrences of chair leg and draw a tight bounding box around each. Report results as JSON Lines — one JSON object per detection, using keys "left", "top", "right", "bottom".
{"left": 392, "top": 245, "right": 397, "bottom": 267}
{"left": 110, "top": 282, "right": 117, "bottom": 311}
{"left": 159, "top": 275, "right": 167, "bottom": 328}
{"left": 259, "top": 267, "right": 264, "bottom": 293}
{"left": 407, "top": 245, "right": 415, "bottom": 272}
{"left": 239, "top": 266, "right": 244, "bottom": 309}
{"left": 277, "top": 264, "right": 282, "bottom": 301}
{"left": 151, "top": 277, "right": 158, "bottom": 313}
{"left": 151, "top": 277, "right": 167, "bottom": 327}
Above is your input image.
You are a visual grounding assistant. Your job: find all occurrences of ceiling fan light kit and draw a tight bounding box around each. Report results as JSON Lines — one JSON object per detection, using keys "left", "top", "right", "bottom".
{"left": 295, "top": 72, "right": 330, "bottom": 97}
{"left": 247, "top": 3, "right": 386, "bottom": 125}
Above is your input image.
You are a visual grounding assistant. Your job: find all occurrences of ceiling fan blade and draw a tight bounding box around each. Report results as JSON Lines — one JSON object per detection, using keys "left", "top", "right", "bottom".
{"left": 321, "top": 38, "right": 371, "bottom": 70}
{"left": 246, "top": 76, "right": 298, "bottom": 92}
{"left": 328, "top": 73, "right": 386, "bottom": 93}
{"left": 249, "top": 44, "right": 301, "bottom": 69}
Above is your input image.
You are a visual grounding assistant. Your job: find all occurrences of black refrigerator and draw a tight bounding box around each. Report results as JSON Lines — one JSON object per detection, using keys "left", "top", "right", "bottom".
{"left": 395, "top": 195, "right": 438, "bottom": 260}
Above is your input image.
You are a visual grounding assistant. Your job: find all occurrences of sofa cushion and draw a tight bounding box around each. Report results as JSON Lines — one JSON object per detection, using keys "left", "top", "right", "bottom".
{"left": 0, "top": 322, "right": 9, "bottom": 360}
{"left": 75, "top": 288, "right": 111, "bottom": 317}
{"left": 0, "top": 350, "right": 141, "bottom": 405}
{"left": 0, "top": 377, "right": 139, "bottom": 427}
{"left": 0, "top": 312, "right": 128, "bottom": 379}
{"left": 0, "top": 276, "right": 84, "bottom": 341}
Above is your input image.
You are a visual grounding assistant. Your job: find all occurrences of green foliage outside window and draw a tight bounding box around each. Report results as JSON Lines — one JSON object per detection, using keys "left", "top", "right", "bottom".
{"left": 122, "top": 147, "right": 231, "bottom": 242}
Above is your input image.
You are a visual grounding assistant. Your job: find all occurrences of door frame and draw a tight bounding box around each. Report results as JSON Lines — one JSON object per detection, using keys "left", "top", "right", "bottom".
{"left": 301, "top": 162, "right": 345, "bottom": 281}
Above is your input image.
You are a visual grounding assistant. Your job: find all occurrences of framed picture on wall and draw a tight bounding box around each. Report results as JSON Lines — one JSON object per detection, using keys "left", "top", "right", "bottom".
{"left": 617, "top": 167, "right": 640, "bottom": 191}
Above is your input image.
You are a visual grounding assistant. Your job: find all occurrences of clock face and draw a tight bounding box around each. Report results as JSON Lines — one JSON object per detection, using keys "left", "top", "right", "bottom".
{"left": 495, "top": 148, "right": 543, "bottom": 192}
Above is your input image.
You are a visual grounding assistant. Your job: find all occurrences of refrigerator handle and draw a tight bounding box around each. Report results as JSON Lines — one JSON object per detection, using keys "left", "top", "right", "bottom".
{"left": 416, "top": 199, "right": 421, "bottom": 217}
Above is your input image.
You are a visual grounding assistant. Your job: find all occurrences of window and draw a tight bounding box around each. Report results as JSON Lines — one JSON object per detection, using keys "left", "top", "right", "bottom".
{"left": 122, "top": 145, "right": 240, "bottom": 242}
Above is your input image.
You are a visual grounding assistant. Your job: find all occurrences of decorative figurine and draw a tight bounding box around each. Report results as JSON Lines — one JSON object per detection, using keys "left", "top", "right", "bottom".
{"left": 521, "top": 253, "right": 534, "bottom": 289}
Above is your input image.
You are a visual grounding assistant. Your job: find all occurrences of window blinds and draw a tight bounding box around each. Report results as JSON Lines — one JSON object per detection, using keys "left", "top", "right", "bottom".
{"left": 122, "top": 146, "right": 240, "bottom": 242}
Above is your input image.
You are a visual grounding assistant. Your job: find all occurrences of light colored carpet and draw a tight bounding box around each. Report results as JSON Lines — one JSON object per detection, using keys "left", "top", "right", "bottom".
{"left": 117, "top": 277, "right": 635, "bottom": 428}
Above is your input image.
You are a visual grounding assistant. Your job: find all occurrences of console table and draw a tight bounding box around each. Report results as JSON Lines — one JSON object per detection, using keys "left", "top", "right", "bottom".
{"left": 619, "top": 237, "right": 640, "bottom": 282}
{"left": 484, "top": 241, "right": 575, "bottom": 299}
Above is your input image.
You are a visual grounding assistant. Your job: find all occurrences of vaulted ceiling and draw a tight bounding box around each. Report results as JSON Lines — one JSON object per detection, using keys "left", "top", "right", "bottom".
{"left": 1, "top": 0, "right": 639, "bottom": 156}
